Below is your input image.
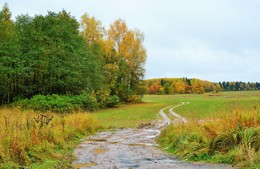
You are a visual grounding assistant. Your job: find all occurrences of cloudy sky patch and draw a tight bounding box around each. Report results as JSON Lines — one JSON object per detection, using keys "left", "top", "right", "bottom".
{"left": 1, "top": 0, "right": 259, "bottom": 82}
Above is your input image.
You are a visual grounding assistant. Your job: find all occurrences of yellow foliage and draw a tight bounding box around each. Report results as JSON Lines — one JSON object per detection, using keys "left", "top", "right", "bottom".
{"left": 81, "top": 13, "right": 105, "bottom": 44}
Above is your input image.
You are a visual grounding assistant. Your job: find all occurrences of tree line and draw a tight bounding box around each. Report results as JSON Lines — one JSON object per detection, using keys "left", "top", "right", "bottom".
{"left": 0, "top": 4, "right": 146, "bottom": 105}
{"left": 145, "top": 78, "right": 260, "bottom": 95}
{"left": 219, "top": 81, "right": 260, "bottom": 91}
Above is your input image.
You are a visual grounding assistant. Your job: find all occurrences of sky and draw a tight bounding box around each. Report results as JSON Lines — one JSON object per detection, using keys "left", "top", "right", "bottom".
{"left": 1, "top": 0, "right": 260, "bottom": 82}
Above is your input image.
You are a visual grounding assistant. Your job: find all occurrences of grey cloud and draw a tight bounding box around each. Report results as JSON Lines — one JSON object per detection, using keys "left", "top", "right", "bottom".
{"left": 1, "top": 0, "right": 260, "bottom": 82}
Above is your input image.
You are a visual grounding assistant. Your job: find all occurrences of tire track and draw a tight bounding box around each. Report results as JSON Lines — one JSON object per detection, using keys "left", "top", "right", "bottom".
{"left": 73, "top": 103, "right": 234, "bottom": 169}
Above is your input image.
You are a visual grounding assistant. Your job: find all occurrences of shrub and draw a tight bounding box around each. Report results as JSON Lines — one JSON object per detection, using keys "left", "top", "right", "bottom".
{"left": 14, "top": 94, "right": 99, "bottom": 113}
{"left": 130, "top": 95, "right": 140, "bottom": 103}
{"left": 30, "top": 94, "right": 75, "bottom": 113}
{"left": 106, "top": 95, "right": 120, "bottom": 108}
{"left": 75, "top": 93, "right": 98, "bottom": 111}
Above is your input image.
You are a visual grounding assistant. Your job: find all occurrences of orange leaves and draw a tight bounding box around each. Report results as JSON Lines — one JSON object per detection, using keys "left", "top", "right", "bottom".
{"left": 148, "top": 83, "right": 162, "bottom": 94}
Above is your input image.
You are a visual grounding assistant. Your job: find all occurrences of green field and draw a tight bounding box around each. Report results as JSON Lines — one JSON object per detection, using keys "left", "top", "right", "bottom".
{"left": 92, "top": 91, "right": 260, "bottom": 128}
{"left": 91, "top": 91, "right": 260, "bottom": 168}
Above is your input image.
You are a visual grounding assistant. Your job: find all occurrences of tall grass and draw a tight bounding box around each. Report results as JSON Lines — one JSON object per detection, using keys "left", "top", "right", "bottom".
{"left": 0, "top": 108, "right": 99, "bottom": 168}
{"left": 159, "top": 107, "right": 260, "bottom": 168}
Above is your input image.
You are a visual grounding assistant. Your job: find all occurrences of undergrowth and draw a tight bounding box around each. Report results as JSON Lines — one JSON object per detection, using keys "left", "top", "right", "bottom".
{"left": 0, "top": 108, "right": 100, "bottom": 168}
{"left": 159, "top": 107, "right": 260, "bottom": 169}
{"left": 13, "top": 94, "right": 120, "bottom": 113}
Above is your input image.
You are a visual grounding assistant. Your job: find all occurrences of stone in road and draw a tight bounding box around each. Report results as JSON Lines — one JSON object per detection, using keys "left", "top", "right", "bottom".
{"left": 73, "top": 104, "right": 234, "bottom": 169}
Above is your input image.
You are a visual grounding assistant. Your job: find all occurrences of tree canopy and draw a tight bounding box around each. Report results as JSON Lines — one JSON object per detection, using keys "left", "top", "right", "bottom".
{"left": 0, "top": 4, "right": 147, "bottom": 105}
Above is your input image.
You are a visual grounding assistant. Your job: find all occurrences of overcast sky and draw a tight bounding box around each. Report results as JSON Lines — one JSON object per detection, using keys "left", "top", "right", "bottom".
{"left": 1, "top": 0, "right": 260, "bottom": 82}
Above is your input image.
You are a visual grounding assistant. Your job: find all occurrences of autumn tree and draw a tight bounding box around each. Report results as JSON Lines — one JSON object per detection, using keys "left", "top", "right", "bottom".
{"left": 174, "top": 81, "right": 186, "bottom": 94}
{"left": 148, "top": 83, "right": 161, "bottom": 94}
{"left": 192, "top": 84, "right": 205, "bottom": 94}
{"left": 107, "top": 19, "right": 146, "bottom": 101}
{"left": 81, "top": 13, "right": 105, "bottom": 45}
{"left": 190, "top": 79, "right": 205, "bottom": 94}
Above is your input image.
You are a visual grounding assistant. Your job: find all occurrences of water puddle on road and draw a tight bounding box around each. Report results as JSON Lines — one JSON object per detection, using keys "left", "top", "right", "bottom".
{"left": 127, "top": 143, "right": 147, "bottom": 146}
{"left": 72, "top": 162, "right": 97, "bottom": 168}
{"left": 94, "top": 148, "right": 108, "bottom": 154}
{"left": 88, "top": 139, "right": 107, "bottom": 142}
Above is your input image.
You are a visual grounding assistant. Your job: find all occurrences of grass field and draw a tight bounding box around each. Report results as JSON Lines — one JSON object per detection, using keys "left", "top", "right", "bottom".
{"left": 91, "top": 91, "right": 260, "bottom": 169}
{"left": 92, "top": 91, "right": 260, "bottom": 128}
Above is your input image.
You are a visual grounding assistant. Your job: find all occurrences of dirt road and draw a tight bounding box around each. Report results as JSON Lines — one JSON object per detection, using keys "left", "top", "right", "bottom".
{"left": 73, "top": 103, "right": 234, "bottom": 169}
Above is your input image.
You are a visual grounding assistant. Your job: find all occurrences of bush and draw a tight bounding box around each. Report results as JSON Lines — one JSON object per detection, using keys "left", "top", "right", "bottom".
{"left": 130, "top": 95, "right": 140, "bottom": 103}
{"left": 106, "top": 95, "right": 120, "bottom": 108}
{"left": 29, "top": 94, "right": 75, "bottom": 113}
{"left": 75, "top": 93, "right": 98, "bottom": 111}
{"left": 14, "top": 94, "right": 99, "bottom": 113}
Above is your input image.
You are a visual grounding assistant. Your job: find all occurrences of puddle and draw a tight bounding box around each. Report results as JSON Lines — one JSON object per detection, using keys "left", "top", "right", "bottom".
{"left": 88, "top": 139, "right": 107, "bottom": 142}
{"left": 108, "top": 141, "right": 118, "bottom": 144}
{"left": 127, "top": 143, "right": 147, "bottom": 146}
{"left": 94, "top": 148, "right": 108, "bottom": 154}
{"left": 72, "top": 162, "right": 97, "bottom": 168}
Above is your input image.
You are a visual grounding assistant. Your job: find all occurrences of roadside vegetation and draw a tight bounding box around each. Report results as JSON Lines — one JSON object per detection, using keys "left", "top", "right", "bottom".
{"left": 156, "top": 91, "right": 260, "bottom": 169}
{"left": 0, "top": 108, "right": 99, "bottom": 168}
{"left": 159, "top": 109, "right": 260, "bottom": 169}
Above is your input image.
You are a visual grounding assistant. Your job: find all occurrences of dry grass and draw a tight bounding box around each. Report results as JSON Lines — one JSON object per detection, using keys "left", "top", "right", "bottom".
{"left": 0, "top": 107, "right": 99, "bottom": 168}
{"left": 159, "top": 108, "right": 260, "bottom": 168}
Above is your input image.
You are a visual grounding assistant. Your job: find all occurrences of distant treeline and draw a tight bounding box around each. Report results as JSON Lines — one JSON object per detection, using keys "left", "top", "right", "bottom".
{"left": 0, "top": 4, "right": 146, "bottom": 106}
{"left": 219, "top": 81, "right": 260, "bottom": 91}
{"left": 145, "top": 78, "right": 260, "bottom": 94}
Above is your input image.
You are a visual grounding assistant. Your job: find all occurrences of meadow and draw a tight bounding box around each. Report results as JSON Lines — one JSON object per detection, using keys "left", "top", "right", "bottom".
{"left": 92, "top": 91, "right": 260, "bottom": 168}
{"left": 93, "top": 91, "right": 260, "bottom": 127}
{"left": 0, "top": 91, "right": 259, "bottom": 168}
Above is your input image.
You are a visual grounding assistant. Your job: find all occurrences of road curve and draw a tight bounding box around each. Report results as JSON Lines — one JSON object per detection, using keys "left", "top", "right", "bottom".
{"left": 73, "top": 104, "right": 234, "bottom": 169}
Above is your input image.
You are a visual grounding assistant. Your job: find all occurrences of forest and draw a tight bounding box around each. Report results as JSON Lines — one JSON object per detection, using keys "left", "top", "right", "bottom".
{"left": 0, "top": 4, "right": 147, "bottom": 108}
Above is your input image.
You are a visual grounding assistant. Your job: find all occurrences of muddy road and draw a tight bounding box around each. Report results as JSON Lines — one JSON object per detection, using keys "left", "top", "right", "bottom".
{"left": 73, "top": 103, "right": 234, "bottom": 169}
